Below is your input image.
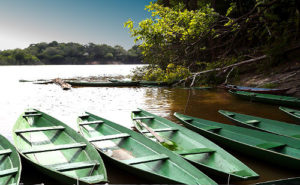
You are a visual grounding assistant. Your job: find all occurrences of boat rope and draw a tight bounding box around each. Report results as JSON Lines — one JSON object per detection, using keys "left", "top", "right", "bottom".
{"left": 184, "top": 88, "right": 192, "bottom": 113}
{"left": 227, "top": 173, "right": 231, "bottom": 185}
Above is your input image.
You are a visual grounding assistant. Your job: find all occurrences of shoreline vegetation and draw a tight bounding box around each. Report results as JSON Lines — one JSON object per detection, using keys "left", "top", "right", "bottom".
{"left": 125, "top": 0, "right": 300, "bottom": 94}
{"left": 0, "top": 41, "right": 142, "bottom": 65}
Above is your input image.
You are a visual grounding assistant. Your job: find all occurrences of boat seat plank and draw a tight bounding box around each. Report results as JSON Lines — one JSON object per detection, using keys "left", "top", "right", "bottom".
{"left": 132, "top": 116, "right": 154, "bottom": 120}
{"left": 47, "top": 161, "right": 99, "bottom": 172}
{"left": 23, "top": 113, "right": 42, "bottom": 118}
{"left": 79, "top": 121, "right": 104, "bottom": 126}
{"left": 25, "top": 111, "right": 38, "bottom": 114}
{"left": 88, "top": 133, "right": 130, "bottom": 142}
{"left": 141, "top": 128, "right": 179, "bottom": 133}
{"left": 0, "top": 149, "right": 12, "bottom": 156}
{"left": 79, "top": 114, "right": 90, "bottom": 118}
{"left": 224, "top": 112, "right": 235, "bottom": 117}
{"left": 245, "top": 120, "right": 260, "bottom": 125}
{"left": 15, "top": 126, "right": 65, "bottom": 134}
{"left": 132, "top": 110, "right": 142, "bottom": 114}
{"left": 256, "top": 142, "right": 286, "bottom": 150}
{"left": 0, "top": 168, "right": 18, "bottom": 177}
{"left": 231, "top": 170, "right": 253, "bottom": 177}
{"left": 175, "top": 148, "right": 215, "bottom": 155}
{"left": 21, "top": 143, "right": 87, "bottom": 154}
{"left": 123, "top": 154, "right": 169, "bottom": 165}
{"left": 80, "top": 175, "right": 105, "bottom": 182}
{"left": 202, "top": 126, "right": 222, "bottom": 132}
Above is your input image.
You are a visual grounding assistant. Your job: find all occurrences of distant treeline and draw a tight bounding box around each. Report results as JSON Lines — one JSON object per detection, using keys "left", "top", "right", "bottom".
{"left": 0, "top": 41, "right": 142, "bottom": 65}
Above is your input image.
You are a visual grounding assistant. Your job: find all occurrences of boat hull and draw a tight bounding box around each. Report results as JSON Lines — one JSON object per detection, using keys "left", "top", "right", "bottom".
{"left": 131, "top": 109, "right": 259, "bottom": 181}
{"left": 78, "top": 112, "right": 217, "bottom": 185}
{"left": 174, "top": 112, "right": 300, "bottom": 170}
{"left": 223, "top": 85, "right": 289, "bottom": 95}
{"left": 229, "top": 90, "right": 300, "bottom": 107}
{"left": 13, "top": 109, "right": 107, "bottom": 185}
{"left": 0, "top": 134, "right": 22, "bottom": 185}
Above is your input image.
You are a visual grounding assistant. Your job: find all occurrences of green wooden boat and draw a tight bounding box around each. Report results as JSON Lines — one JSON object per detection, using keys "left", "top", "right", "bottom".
{"left": 67, "top": 80, "right": 140, "bottom": 87}
{"left": 131, "top": 109, "right": 259, "bottom": 181}
{"left": 279, "top": 106, "right": 300, "bottom": 121}
{"left": 229, "top": 90, "right": 300, "bottom": 107}
{"left": 219, "top": 110, "right": 300, "bottom": 139}
{"left": 13, "top": 109, "right": 107, "bottom": 185}
{"left": 174, "top": 112, "right": 300, "bottom": 169}
{"left": 0, "top": 134, "right": 21, "bottom": 185}
{"left": 77, "top": 112, "right": 216, "bottom": 185}
{"left": 256, "top": 177, "right": 300, "bottom": 185}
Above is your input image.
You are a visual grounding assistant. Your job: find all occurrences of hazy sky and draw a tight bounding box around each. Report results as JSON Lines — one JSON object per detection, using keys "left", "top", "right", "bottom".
{"left": 0, "top": 0, "right": 152, "bottom": 50}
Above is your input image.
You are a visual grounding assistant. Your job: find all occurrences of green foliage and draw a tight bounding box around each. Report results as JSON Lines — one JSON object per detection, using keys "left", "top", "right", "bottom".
{"left": 0, "top": 42, "right": 142, "bottom": 65}
{"left": 131, "top": 64, "right": 190, "bottom": 83}
{"left": 125, "top": 2, "right": 217, "bottom": 69}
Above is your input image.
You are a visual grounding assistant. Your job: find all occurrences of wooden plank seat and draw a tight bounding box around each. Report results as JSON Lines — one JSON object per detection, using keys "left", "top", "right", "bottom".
{"left": 80, "top": 175, "right": 105, "bottom": 182}
{"left": 123, "top": 154, "right": 169, "bottom": 165}
{"left": 0, "top": 168, "right": 18, "bottom": 177}
{"left": 132, "top": 116, "right": 154, "bottom": 120}
{"left": 0, "top": 149, "right": 12, "bottom": 156}
{"left": 79, "top": 121, "right": 104, "bottom": 126}
{"left": 245, "top": 120, "right": 260, "bottom": 125}
{"left": 175, "top": 148, "right": 215, "bottom": 155}
{"left": 25, "top": 111, "right": 38, "bottom": 114}
{"left": 141, "top": 128, "right": 179, "bottom": 133}
{"left": 256, "top": 142, "right": 286, "bottom": 150}
{"left": 132, "top": 110, "right": 142, "bottom": 114}
{"left": 23, "top": 113, "right": 42, "bottom": 118}
{"left": 88, "top": 133, "right": 130, "bottom": 142}
{"left": 15, "top": 126, "right": 65, "bottom": 134}
{"left": 224, "top": 112, "right": 235, "bottom": 117}
{"left": 202, "top": 126, "right": 222, "bottom": 132}
{"left": 78, "top": 114, "right": 90, "bottom": 118}
{"left": 47, "top": 161, "right": 100, "bottom": 172}
{"left": 21, "top": 143, "right": 87, "bottom": 154}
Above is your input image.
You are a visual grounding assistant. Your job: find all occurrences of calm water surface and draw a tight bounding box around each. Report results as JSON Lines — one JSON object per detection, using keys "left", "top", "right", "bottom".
{"left": 0, "top": 65, "right": 298, "bottom": 184}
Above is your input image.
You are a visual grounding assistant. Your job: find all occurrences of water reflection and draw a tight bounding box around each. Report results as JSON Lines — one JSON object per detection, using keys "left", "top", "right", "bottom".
{"left": 0, "top": 65, "right": 298, "bottom": 184}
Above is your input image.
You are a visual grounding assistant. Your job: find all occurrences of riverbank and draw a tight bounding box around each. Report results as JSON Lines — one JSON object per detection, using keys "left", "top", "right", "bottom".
{"left": 235, "top": 60, "right": 300, "bottom": 97}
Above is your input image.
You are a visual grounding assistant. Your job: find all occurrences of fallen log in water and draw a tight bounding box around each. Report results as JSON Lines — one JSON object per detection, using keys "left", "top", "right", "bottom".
{"left": 53, "top": 78, "right": 72, "bottom": 90}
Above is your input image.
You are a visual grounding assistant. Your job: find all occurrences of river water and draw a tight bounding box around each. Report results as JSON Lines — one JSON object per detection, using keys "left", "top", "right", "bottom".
{"left": 0, "top": 65, "right": 298, "bottom": 184}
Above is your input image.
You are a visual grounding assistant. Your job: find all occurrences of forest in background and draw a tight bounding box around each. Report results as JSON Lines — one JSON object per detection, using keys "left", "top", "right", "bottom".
{"left": 0, "top": 41, "right": 142, "bottom": 65}
{"left": 126, "top": 0, "right": 300, "bottom": 85}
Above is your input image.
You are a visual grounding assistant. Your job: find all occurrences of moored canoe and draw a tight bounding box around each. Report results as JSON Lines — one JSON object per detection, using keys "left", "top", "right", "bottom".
{"left": 229, "top": 90, "right": 300, "bottom": 107}
{"left": 174, "top": 112, "right": 300, "bottom": 169}
{"left": 13, "top": 109, "right": 107, "bottom": 185}
{"left": 67, "top": 80, "right": 140, "bottom": 87}
{"left": 131, "top": 109, "right": 259, "bottom": 181}
{"left": 0, "top": 134, "right": 21, "bottom": 185}
{"left": 279, "top": 106, "right": 300, "bottom": 121}
{"left": 77, "top": 112, "right": 216, "bottom": 185}
{"left": 223, "top": 84, "right": 289, "bottom": 95}
{"left": 219, "top": 110, "right": 300, "bottom": 139}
